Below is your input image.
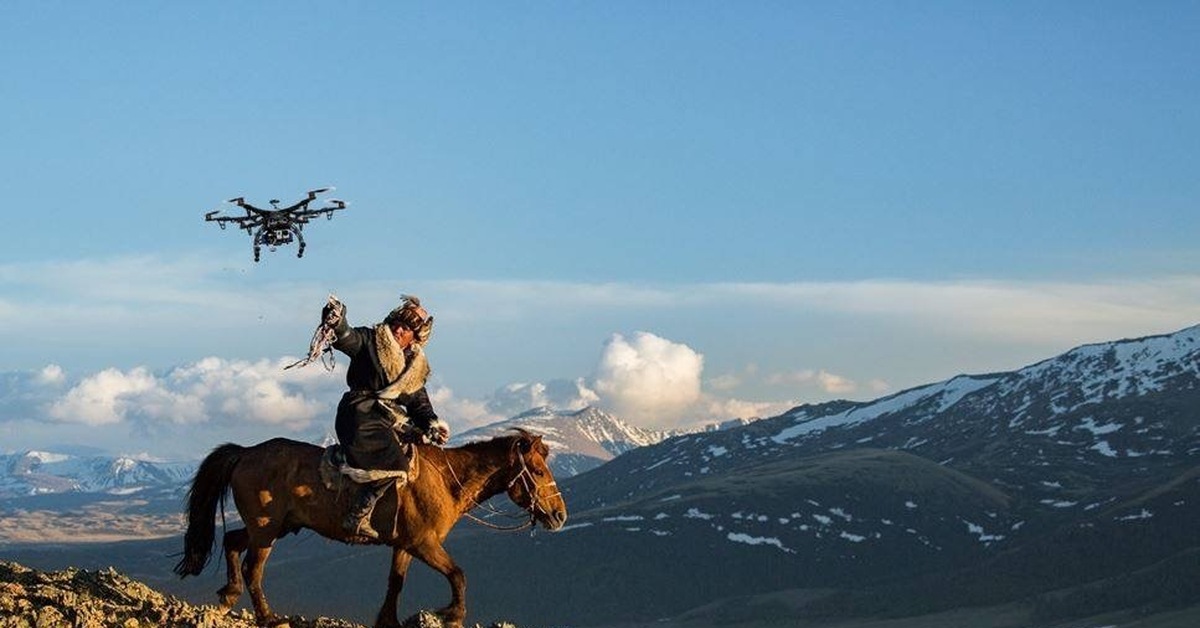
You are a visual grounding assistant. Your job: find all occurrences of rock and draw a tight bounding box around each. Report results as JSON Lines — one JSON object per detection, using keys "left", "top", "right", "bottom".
{"left": 0, "top": 561, "right": 353, "bottom": 628}
{"left": 398, "top": 609, "right": 523, "bottom": 628}
{"left": 0, "top": 561, "right": 525, "bottom": 628}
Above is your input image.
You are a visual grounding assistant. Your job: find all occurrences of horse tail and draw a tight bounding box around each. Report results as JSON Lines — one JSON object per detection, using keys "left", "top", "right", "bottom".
{"left": 174, "top": 442, "right": 244, "bottom": 578}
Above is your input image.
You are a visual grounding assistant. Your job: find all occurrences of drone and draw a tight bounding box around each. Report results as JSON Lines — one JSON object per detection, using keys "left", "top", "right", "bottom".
{"left": 204, "top": 187, "right": 348, "bottom": 262}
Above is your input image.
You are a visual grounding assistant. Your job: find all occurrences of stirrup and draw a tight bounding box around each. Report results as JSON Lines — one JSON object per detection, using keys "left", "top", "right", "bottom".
{"left": 344, "top": 515, "right": 380, "bottom": 540}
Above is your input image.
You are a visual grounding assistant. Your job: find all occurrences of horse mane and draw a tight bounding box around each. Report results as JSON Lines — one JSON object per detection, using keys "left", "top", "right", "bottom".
{"left": 448, "top": 427, "right": 547, "bottom": 456}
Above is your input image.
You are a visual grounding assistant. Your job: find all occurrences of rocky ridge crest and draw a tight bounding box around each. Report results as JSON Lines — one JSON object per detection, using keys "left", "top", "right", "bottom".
{"left": 0, "top": 560, "right": 515, "bottom": 628}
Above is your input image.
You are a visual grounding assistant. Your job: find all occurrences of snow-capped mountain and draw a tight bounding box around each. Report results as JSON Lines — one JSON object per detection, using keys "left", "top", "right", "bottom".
{"left": 488, "top": 323, "right": 1200, "bottom": 625}
{"left": 572, "top": 324, "right": 1200, "bottom": 509}
{"left": 449, "top": 405, "right": 672, "bottom": 476}
{"left": 0, "top": 451, "right": 196, "bottom": 499}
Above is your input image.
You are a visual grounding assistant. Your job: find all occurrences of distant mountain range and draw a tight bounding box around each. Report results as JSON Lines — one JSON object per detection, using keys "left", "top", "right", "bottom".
{"left": 5, "top": 324, "right": 1199, "bottom": 627}
{"left": 0, "top": 405, "right": 674, "bottom": 501}
{"left": 0, "top": 451, "right": 194, "bottom": 499}
{"left": 449, "top": 405, "right": 675, "bottom": 476}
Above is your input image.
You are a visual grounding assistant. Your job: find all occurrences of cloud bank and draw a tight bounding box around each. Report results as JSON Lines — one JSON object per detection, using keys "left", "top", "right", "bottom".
{"left": 4, "top": 255, "right": 1199, "bottom": 455}
{"left": 0, "top": 328, "right": 815, "bottom": 456}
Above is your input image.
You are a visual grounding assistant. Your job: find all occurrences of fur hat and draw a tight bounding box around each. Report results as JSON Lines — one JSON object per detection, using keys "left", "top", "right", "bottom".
{"left": 384, "top": 294, "right": 434, "bottom": 346}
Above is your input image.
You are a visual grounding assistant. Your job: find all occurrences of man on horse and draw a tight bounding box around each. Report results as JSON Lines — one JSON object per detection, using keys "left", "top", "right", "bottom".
{"left": 322, "top": 294, "right": 451, "bottom": 539}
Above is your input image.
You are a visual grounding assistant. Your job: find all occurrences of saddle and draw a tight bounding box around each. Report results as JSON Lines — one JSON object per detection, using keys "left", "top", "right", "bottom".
{"left": 319, "top": 443, "right": 419, "bottom": 490}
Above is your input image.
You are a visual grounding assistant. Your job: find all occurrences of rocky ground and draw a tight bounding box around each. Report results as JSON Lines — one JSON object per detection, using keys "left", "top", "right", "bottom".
{"left": 0, "top": 560, "right": 515, "bottom": 628}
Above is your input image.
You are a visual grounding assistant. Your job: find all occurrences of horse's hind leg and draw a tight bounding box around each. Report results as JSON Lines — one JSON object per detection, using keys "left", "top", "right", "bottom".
{"left": 374, "top": 548, "right": 413, "bottom": 628}
{"left": 244, "top": 540, "right": 284, "bottom": 626}
{"left": 217, "top": 527, "right": 248, "bottom": 612}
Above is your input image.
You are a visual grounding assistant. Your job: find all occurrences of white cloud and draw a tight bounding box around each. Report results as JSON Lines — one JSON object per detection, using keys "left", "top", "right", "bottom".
{"left": 707, "top": 363, "right": 760, "bottom": 392}
{"left": 429, "top": 386, "right": 503, "bottom": 431}
{"left": 485, "top": 379, "right": 599, "bottom": 418}
{"left": 767, "top": 370, "right": 817, "bottom": 386}
{"left": 47, "top": 367, "right": 163, "bottom": 426}
{"left": 36, "top": 364, "right": 65, "bottom": 385}
{"left": 707, "top": 373, "right": 743, "bottom": 391}
{"left": 767, "top": 369, "right": 858, "bottom": 394}
{"left": 41, "top": 357, "right": 339, "bottom": 431}
{"left": 700, "top": 396, "right": 795, "bottom": 423}
{"left": 817, "top": 371, "right": 857, "bottom": 395}
{"left": 592, "top": 332, "right": 704, "bottom": 428}
{"left": 868, "top": 379, "right": 891, "bottom": 393}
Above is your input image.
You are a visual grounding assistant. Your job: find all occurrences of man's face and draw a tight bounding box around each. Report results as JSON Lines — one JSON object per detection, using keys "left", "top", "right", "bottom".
{"left": 392, "top": 324, "right": 415, "bottom": 348}
{"left": 391, "top": 306, "right": 429, "bottom": 349}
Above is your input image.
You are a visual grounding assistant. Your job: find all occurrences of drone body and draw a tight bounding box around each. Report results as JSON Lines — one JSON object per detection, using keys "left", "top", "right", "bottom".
{"left": 204, "top": 187, "right": 347, "bottom": 261}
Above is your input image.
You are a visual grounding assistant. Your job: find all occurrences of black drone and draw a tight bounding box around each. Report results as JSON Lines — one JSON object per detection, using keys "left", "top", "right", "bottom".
{"left": 204, "top": 187, "right": 348, "bottom": 262}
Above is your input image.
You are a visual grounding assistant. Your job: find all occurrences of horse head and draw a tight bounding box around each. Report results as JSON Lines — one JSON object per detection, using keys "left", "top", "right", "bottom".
{"left": 505, "top": 429, "right": 568, "bottom": 531}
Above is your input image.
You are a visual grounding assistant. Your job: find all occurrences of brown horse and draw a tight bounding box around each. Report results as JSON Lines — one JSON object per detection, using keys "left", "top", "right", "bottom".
{"left": 173, "top": 429, "right": 567, "bottom": 628}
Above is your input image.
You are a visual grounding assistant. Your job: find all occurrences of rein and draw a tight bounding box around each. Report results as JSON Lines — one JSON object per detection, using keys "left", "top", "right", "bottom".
{"left": 437, "top": 446, "right": 560, "bottom": 533}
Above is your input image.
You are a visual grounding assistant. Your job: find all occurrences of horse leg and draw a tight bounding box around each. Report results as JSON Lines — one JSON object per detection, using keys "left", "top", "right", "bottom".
{"left": 409, "top": 542, "right": 466, "bottom": 628}
{"left": 243, "top": 541, "right": 284, "bottom": 626}
{"left": 373, "top": 548, "right": 413, "bottom": 628}
{"left": 216, "top": 527, "right": 248, "bottom": 612}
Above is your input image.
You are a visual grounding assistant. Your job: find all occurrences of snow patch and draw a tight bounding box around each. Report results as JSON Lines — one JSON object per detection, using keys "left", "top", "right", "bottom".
{"left": 726, "top": 532, "right": 794, "bottom": 553}
{"left": 1090, "top": 441, "right": 1118, "bottom": 457}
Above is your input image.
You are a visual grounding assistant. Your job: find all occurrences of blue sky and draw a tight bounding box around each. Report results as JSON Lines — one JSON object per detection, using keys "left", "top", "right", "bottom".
{"left": 2, "top": 3, "right": 1198, "bottom": 459}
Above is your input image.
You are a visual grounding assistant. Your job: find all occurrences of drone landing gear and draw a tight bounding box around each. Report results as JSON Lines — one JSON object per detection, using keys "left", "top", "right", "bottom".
{"left": 292, "top": 225, "right": 306, "bottom": 258}
{"left": 253, "top": 228, "right": 265, "bottom": 263}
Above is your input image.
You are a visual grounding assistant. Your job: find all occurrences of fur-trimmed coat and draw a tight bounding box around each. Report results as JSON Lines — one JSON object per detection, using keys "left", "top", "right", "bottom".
{"left": 330, "top": 320, "right": 438, "bottom": 470}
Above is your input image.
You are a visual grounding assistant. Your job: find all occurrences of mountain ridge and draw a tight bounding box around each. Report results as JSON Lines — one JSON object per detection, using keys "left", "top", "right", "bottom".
{"left": 449, "top": 405, "right": 674, "bottom": 476}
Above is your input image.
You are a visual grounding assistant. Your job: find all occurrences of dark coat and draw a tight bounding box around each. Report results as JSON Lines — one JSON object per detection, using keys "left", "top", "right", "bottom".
{"left": 331, "top": 323, "right": 437, "bottom": 470}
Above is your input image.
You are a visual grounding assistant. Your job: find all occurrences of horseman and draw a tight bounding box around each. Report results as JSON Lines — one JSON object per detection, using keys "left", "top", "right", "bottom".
{"left": 321, "top": 294, "right": 451, "bottom": 539}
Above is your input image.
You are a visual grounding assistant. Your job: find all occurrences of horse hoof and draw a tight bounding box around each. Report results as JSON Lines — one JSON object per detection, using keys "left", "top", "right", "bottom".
{"left": 435, "top": 609, "right": 465, "bottom": 628}
{"left": 215, "top": 586, "right": 241, "bottom": 613}
{"left": 259, "top": 615, "right": 291, "bottom": 628}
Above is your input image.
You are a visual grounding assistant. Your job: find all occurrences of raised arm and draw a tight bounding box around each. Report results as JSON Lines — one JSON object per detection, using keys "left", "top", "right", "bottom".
{"left": 324, "top": 298, "right": 364, "bottom": 356}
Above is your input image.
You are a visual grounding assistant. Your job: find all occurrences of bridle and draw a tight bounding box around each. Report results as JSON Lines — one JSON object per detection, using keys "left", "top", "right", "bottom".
{"left": 506, "top": 448, "right": 563, "bottom": 523}
{"left": 440, "top": 444, "right": 561, "bottom": 532}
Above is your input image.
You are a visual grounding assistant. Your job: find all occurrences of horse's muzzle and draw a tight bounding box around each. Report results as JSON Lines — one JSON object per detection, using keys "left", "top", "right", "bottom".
{"left": 544, "top": 508, "right": 568, "bottom": 531}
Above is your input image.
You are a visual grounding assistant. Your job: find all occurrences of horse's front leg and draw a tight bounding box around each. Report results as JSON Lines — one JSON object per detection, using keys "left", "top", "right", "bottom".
{"left": 216, "top": 528, "right": 248, "bottom": 612}
{"left": 409, "top": 541, "right": 466, "bottom": 628}
{"left": 373, "top": 547, "right": 413, "bottom": 628}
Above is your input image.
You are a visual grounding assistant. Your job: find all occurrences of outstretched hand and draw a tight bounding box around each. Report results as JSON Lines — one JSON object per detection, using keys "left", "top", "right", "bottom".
{"left": 321, "top": 294, "right": 345, "bottom": 326}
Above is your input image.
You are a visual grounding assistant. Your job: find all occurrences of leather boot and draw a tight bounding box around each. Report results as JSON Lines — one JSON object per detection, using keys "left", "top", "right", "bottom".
{"left": 343, "top": 481, "right": 389, "bottom": 539}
